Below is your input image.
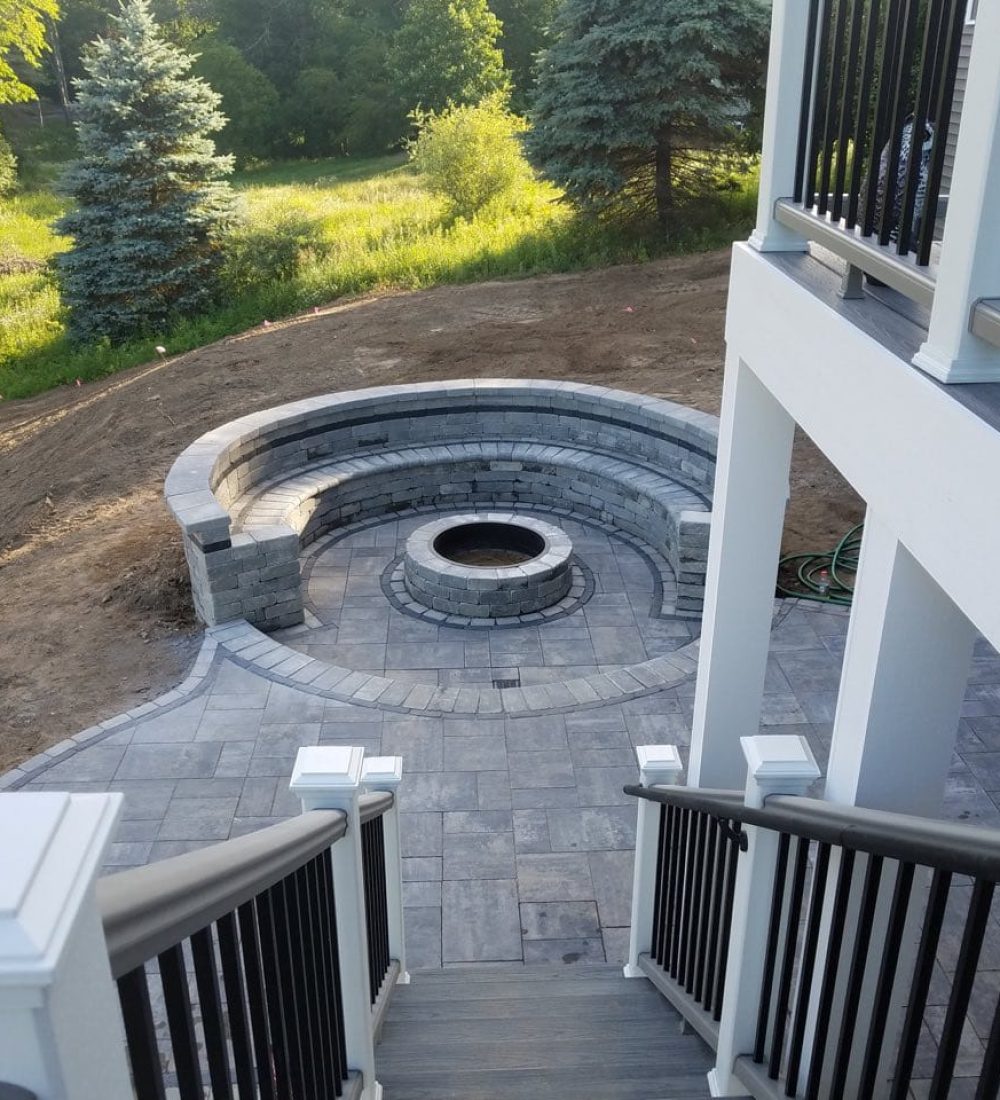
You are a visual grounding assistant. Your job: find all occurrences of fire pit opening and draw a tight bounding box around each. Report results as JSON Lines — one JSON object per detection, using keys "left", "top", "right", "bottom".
{"left": 433, "top": 522, "right": 545, "bottom": 567}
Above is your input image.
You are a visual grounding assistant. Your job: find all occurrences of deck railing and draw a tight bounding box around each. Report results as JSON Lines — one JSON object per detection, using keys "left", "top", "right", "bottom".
{"left": 625, "top": 736, "right": 1000, "bottom": 1099}
{"left": 775, "top": 0, "right": 971, "bottom": 305}
{"left": 0, "top": 747, "right": 405, "bottom": 1100}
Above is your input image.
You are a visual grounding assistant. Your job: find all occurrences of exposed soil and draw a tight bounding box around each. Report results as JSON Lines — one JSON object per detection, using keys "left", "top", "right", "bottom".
{"left": 0, "top": 250, "right": 862, "bottom": 770}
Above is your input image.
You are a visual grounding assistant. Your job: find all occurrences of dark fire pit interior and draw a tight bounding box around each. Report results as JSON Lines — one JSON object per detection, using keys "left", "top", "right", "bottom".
{"left": 433, "top": 522, "right": 545, "bottom": 567}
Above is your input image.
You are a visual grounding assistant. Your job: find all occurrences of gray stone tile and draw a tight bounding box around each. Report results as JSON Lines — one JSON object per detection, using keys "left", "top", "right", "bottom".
{"left": 589, "top": 626, "right": 648, "bottom": 664}
{"left": 443, "top": 811, "right": 513, "bottom": 834}
{"left": 575, "top": 766, "right": 639, "bottom": 807}
{"left": 602, "top": 927, "right": 631, "bottom": 965}
{"left": 513, "top": 809, "right": 550, "bottom": 853}
{"left": 547, "top": 807, "right": 637, "bottom": 851}
{"left": 45, "top": 746, "right": 125, "bottom": 781}
{"left": 109, "top": 779, "right": 177, "bottom": 820}
{"left": 386, "top": 643, "right": 465, "bottom": 669}
{"left": 442, "top": 880, "right": 521, "bottom": 962}
{"left": 254, "top": 723, "right": 321, "bottom": 756}
{"left": 403, "top": 880, "right": 442, "bottom": 908}
{"left": 230, "top": 816, "right": 291, "bottom": 837}
{"left": 443, "top": 717, "right": 505, "bottom": 739}
{"left": 517, "top": 854, "right": 594, "bottom": 902}
{"left": 589, "top": 849, "right": 635, "bottom": 928}
{"left": 540, "top": 637, "right": 598, "bottom": 666}
{"left": 262, "top": 682, "right": 327, "bottom": 723}
{"left": 443, "top": 833, "right": 516, "bottom": 880}
{"left": 405, "top": 906, "right": 442, "bottom": 968}
{"left": 504, "top": 716, "right": 568, "bottom": 752}
{"left": 477, "top": 771, "right": 512, "bottom": 810}
{"left": 158, "top": 797, "right": 239, "bottom": 841}
{"left": 397, "top": 773, "right": 478, "bottom": 812}
{"left": 196, "top": 708, "right": 264, "bottom": 742}
{"left": 399, "top": 812, "right": 443, "bottom": 857}
{"left": 523, "top": 938, "right": 606, "bottom": 965}
{"left": 381, "top": 720, "right": 444, "bottom": 772}
{"left": 150, "top": 840, "right": 215, "bottom": 860}
{"left": 520, "top": 901, "right": 601, "bottom": 940}
{"left": 173, "top": 777, "right": 244, "bottom": 798}
{"left": 403, "top": 857, "right": 443, "bottom": 881}
{"left": 215, "top": 743, "right": 254, "bottom": 778}
{"left": 443, "top": 737, "right": 507, "bottom": 771}
{"left": 511, "top": 787, "right": 580, "bottom": 810}
{"left": 116, "top": 743, "right": 222, "bottom": 781}
{"left": 131, "top": 705, "right": 206, "bottom": 744}
{"left": 508, "top": 751, "right": 575, "bottom": 789}
{"left": 103, "top": 841, "right": 154, "bottom": 868}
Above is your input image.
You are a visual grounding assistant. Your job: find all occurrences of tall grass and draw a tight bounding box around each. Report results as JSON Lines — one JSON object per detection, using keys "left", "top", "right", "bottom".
{"left": 0, "top": 154, "right": 757, "bottom": 400}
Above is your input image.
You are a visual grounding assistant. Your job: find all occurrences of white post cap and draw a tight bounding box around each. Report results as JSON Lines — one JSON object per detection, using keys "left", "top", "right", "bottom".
{"left": 361, "top": 755, "right": 403, "bottom": 789}
{"left": 290, "top": 746, "right": 365, "bottom": 810}
{"left": 636, "top": 744, "right": 684, "bottom": 785}
{"left": 740, "top": 735, "right": 820, "bottom": 808}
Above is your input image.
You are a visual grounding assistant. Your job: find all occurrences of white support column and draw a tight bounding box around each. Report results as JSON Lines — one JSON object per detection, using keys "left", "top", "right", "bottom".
{"left": 290, "top": 747, "right": 381, "bottom": 1100}
{"left": 912, "top": 0, "right": 1000, "bottom": 383}
{"left": 748, "top": 0, "right": 815, "bottom": 253}
{"left": 825, "top": 514, "right": 976, "bottom": 816}
{"left": 708, "top": 735, "right": 820, "bottom": 1098}
{"left": 624, "top": 745, "right": 684, "bottom": 979}
{"left": 689, "top": 356, "right": 796, "bottom": 790}
{"left": 0, "top": 792, "right": 132, "bottom": 1100}
{"left": 361, "top": 755, "right": 409, "bottom": 986}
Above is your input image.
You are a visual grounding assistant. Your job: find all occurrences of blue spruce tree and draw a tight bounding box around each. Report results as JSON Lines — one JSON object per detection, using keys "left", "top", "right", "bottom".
{"left": 526, "top": 0, "right": 769, "bottom": 231}
{"left": 57, "top": 0, "right": 234, "bottom": 344}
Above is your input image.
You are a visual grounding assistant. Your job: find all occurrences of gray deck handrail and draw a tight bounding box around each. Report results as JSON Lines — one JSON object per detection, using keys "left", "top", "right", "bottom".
{"left": 625, "top": 783, "right": 1000, "bottom": 879}
{"left": 359, "top": 789, "right": 394, "bottom": 824}
{"left": 98, "top": 809, "right": 348, "bottom": 978}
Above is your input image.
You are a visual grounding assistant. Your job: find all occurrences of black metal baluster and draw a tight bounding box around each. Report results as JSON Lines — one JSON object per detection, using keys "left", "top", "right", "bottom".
{"left": 670, "top": 809, "right": 690, "bottom": 980}
{"left": 117, "top": 966, "right": 168, "bottom": 1100}
{"left": 701, "top": 817, "right": 728, "bottom": 1011}
{"left": 754, "top": 832, "right": 791, "bottom": 1064}
{"left": 684, "top": 813, "right": 708, "bottom": 994}
{"left": 929, "top": 878, "right": 996, "bottom": 1092}
{"left": 794, "top": 0, "right": 823, "bottom": 204}
{"left": 374, "top": 816, "right": 391, "bottom": 989}
{"left": 804, "top": 847, "right": 856, "bottom": 1099}
{"left": 663, "top": 805, "right": 682, "bottom": 971}
{"left": 846, "top": 0, "right": 885, "bottom": 226}
{"left": 713, "top": 821, "right": 742, "bottom": 1021}
{"left": 190, "top": 927, "right": 234, "bottom": 1099}
{"left": 694, "top": 816, "right": 720, "bottom": 1004}
{"left": 237, "top": 901, "right": 280, "bottom": 1100}
{"left": 318, "top": 846, "right": 349, "bottom": 1082}
{"left": 273, "top": 880, "right": 316, "bottom": 1099}
{"left": 302, "top": 857, "right": 339, "bottom": 1098}
{"left": 862, "top": 0, "right": 907, "bottom": 234}
{"left": 917, "top": 0, "right": 966, "bottom": 264}
{"left": 651, "top": 805, "right": 667, "bottom": 962}
{"left": 785, "top": 842, "right": 831, "bottom": 1097}
{"left": 878, "top": 0, "right": 921, "bottom": 245}
{"left": 818, "top": 0, "right": 851, "bottom": 215}
{"left": 888, "top": 868, "right": 951, "bottom": 1100}
{"left": 768, "top": 836, "right": 811, "bottom": 1080}
{"left": 158, "top": 943, "right": 205, "bottom": 1100}
{"left": 896, "top": 0, "right": 946, "bottom": 256}
{"left": 829, "top": 853, "right": 884, "bottom": 1096}
{"left": 254, "top": 892, "right": 296, "bottom": 1100}
{"left": 858, "top": 860, "right": 915, "bottom": 1097}
{"left": 216, "top": 911, "right": 260, "bottom": 1100}
{"left": 806, "top": 0, "right": 836, "bottom": 209}
{"left": 832, "top": 0, "right": 866, "bottom": 222}
{"left": 286, "top": 873, "right": 322, "bottom": 1100}
{"left": 976, "top": 986, "right": 1000, "bottom": 1100}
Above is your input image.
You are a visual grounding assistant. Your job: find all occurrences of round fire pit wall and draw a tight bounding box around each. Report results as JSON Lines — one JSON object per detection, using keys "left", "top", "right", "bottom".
{"left": 403, "top": 513, "right": 573, "bottom": 618}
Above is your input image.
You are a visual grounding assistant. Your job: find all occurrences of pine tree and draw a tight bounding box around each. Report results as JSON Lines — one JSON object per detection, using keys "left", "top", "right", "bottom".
{"left": 57, "top": 0, "right": 234, "bottom": 344}
{"left": 525, "top": 0, "right": 769, "bottom": 230}
{"left": 391, "top": 0, "right": 509, "bottom": 116}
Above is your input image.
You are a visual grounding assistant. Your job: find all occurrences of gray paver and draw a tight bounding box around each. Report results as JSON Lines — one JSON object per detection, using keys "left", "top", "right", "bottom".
{"left": 442, "top": 879, "right": 521, "bottom": 962}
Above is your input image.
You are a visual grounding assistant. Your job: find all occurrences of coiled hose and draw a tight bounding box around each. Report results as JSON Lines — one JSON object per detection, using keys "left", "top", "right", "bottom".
{"left": 776, "top": 523, "right": 862, "bottom": 606}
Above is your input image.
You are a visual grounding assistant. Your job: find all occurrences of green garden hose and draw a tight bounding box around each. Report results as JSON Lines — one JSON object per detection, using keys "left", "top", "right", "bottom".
{"left": 776, "top": 523, "right": 863, "bottom": 606}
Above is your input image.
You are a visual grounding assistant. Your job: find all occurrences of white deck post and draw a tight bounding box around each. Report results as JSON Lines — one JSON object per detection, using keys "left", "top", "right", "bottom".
{"left": 624, "top": 745, "right": 684, "bottom": 978}
{"left": 708, "top": 736, "right": 820, "bottom": 1098}
{"left": 0, "top": 792, "right": 133, "bottom": 1100}
{"left": 748, "top": 0, "right": 815, "bottom": 253}
{"left": 362, "top": 755, "right": 410, "bottom": 986}
{"left": 825, "top": 514, "right": 975, "bottom": 815}
{"left": 689, "top": 355, "right": 796, "bottom": 789}
{"left": 912, "top": 1, "right": 1000, "bottom": 383}
{"left": 290, "top": 747, "right": 381, "bottom": 1100}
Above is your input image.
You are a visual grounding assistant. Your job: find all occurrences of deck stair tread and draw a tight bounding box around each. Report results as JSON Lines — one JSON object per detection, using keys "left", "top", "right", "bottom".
{"left": 376, "top": 964, "right": 714, "bottom": 1099}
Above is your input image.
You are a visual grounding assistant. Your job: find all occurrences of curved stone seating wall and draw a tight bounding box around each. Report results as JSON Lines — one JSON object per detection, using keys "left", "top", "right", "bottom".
{"left": 164, "top": 381, "right": 719, "bottom": 630}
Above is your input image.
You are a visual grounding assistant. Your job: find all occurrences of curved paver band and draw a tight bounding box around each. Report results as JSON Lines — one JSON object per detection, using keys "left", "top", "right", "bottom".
{"left": 164, "top": 381, "right": 719, "bottom": 631}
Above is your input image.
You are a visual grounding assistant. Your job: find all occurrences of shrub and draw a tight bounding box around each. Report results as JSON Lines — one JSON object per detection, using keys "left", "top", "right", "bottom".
{"left": 409, "top": 95, "right": 531, "bottom": 218}
{"left": 221, "top": 206, "right": 329, "bottom": 293}
{"left": 0, "top": 129, "right": 16, "bottom": 197}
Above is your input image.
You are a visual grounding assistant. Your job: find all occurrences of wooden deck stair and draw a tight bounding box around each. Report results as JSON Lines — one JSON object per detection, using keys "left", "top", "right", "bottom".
{"left": 375, "top": 964, "right": 715, "bottom": 1099}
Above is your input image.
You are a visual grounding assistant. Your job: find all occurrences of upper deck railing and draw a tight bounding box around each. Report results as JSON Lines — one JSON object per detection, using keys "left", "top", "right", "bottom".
{"left": 780, "top": 0, "right": 969, "bottom": 306}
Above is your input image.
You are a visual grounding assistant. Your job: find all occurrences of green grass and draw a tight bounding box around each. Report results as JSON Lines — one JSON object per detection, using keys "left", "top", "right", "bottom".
{"left": 0, "top": 153, "right": 757, "bottom": 400}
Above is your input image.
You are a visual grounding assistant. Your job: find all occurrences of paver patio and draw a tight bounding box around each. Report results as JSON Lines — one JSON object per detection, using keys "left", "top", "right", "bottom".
{"left": 6, "top": 507, "right": 1000, "bottom": 973}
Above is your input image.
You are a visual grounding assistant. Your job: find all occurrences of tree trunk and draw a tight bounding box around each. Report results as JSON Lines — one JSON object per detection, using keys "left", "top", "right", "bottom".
{"left": 655, "top": 124, "right": 673, "bottom": 232}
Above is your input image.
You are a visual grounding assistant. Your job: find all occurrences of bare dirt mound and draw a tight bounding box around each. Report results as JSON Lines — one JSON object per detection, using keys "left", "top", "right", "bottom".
{"left": 0, "top": 250, "right": 861, "bottom": 770}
